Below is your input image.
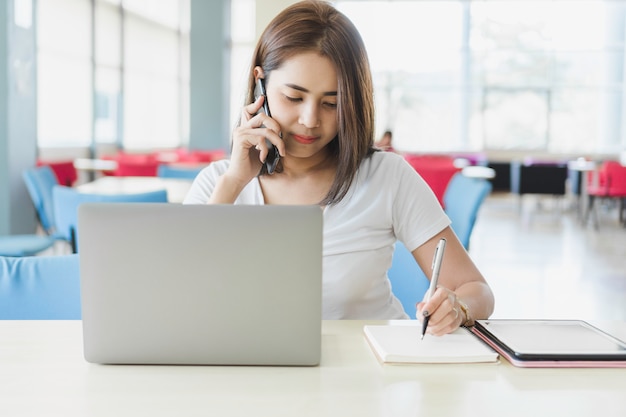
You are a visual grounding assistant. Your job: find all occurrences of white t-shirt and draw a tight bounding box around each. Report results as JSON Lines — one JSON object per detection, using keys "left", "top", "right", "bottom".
{"left": 183, "top": 151, "right": 450, "bottom": 319}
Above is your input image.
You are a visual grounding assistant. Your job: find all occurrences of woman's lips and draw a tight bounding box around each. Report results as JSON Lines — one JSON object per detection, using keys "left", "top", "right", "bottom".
{"left": 293, "top": 134, "right": 318, "bottom": 145}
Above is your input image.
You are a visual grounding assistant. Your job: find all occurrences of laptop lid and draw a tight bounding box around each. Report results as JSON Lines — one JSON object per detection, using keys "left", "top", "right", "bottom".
{"left": 78, "top": 203, "right": 322, "bottom": 366}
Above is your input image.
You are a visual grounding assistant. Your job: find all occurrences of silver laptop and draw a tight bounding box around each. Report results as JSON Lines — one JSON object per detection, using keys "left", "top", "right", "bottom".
{"left": 78, "top": 203, "right": 322, "bottom": 366}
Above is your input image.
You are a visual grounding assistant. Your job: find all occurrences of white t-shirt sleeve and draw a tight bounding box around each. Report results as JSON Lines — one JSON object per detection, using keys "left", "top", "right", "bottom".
{"left": 390, "top": 155, "right": 451, "bottom": 252}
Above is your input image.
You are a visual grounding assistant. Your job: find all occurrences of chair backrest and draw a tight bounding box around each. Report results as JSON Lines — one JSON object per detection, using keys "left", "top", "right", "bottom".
{"left": 22, "top": 165, "right": 59, "bottom": 234}
{"left": 404, "top": 155, "right": 460, "bottom": 207}
{"left": 52, "top": 185, "right": 169, "bottom": 252}
{"left": 37, "top": 160, "right": 78, "bottom": 186}
{"left": 443, "top": 173, "right": 492, "bottom": 250}
{"left": 157, "top": 164, "right": 203, "bottom": 179}
{"left": 387, "top": 241, "right": 430, "bottom": 319}
{"left": 112, "top": 153, "right": 160, "bottom": 176}
{"left": 0, "top": 254, "right": 81, "bottom": 319}
{"left": 605, "top": 161, "right": 626, "bottom": 195}
{"left": 511, "top": 161, "right": 568, "bottom": 196}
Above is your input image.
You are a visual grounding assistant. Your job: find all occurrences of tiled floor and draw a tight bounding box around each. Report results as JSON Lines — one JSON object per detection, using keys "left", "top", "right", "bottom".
{"left": 468, "top": 192, "right": 626, "bottom": 321}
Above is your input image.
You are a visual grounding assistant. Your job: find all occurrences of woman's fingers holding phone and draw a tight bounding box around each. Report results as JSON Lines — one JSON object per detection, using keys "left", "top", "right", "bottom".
{"left": 231, "top": 123, "right": 279, "bottom": 162}
{"left": 243, "top": 113, "right": 284, "bottom": 159}
{"left": 250, "top": 128, "right": 284, "bottom": 163}
{"left": 242, "top": 96, "right": 264, "bottom": 122}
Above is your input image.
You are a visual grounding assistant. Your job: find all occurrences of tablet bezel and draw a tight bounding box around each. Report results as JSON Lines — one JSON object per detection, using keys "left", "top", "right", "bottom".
{"left": 472, "top": 319, "right": 626, "bottom": 362}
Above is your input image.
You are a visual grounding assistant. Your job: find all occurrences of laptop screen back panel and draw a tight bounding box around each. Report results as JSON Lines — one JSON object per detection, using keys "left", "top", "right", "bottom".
{"left": 79, "top": 203, "right": 322, "bottom": 366}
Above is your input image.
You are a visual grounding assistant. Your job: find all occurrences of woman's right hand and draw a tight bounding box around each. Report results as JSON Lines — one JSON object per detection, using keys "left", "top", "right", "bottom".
{"left": 226, "top": 95, "right": 285, "bottom": 185}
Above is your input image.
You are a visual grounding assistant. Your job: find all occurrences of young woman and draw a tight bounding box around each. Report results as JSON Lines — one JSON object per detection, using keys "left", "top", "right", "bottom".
{"left": 184, "top": 0, "right": 494, "bottom": 335}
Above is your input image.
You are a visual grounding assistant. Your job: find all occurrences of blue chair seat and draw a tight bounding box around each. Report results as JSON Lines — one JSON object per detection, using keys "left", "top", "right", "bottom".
{"left": 157, "top": 164, "right": 204, "bottom": 179}
{"left": 0, "top": 254, "right": 81, "bottom": 319}
{"left": 0, "top": 235, "right": 58, "bottom": 257}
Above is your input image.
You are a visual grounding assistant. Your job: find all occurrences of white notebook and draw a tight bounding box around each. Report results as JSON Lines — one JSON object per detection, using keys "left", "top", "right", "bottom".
{"left": 364, "top": 324, "right": 498, "bottom": 364}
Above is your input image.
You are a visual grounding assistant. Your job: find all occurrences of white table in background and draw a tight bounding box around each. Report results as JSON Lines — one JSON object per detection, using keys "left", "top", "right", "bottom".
{"left": 73, "top": 158, "right": 119, "bottom": 172}
{"left": 1, "top": 320, "right": 626, "bottom": 417}
{"left": 462, "top": 165, "right": 496, "bottom": 179}
{"left": 76, "top": 176, "right": 193, "bottom": 203}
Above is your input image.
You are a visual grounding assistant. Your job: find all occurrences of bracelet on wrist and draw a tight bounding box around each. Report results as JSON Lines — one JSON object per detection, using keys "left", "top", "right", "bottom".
{"left": 458, "top": 299, "right": 474, "bottom": 327}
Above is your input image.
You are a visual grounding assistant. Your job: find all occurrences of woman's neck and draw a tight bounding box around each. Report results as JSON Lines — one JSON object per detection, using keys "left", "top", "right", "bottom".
{"left": 279, "top": 148, "right": 336, "bottom": 179}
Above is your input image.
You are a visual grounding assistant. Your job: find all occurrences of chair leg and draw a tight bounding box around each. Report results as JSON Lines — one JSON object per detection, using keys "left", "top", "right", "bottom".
{"left": 70, "top": 228, "right": 77, "bottom": 254}
{"left": 584, "top": 195, "right": 593, "bottom": 225}
{"left": 586, "top": 195, "right": 599, "bottom": 229}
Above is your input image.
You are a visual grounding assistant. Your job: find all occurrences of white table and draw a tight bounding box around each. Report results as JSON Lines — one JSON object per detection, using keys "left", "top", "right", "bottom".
{"left": 73, "top": 158, "right": 119, "bottom": 183}
{"left": 77, "top": 176, "right": 193, "bottom": 203}
{"left": 462, "top": 165, "right": 496, "bottom": 179}
{"left": 73, "top": 158, "right": 119, "bottom": 172}
{"left": 1, "top": 320, "right": 626, "bottom": 417}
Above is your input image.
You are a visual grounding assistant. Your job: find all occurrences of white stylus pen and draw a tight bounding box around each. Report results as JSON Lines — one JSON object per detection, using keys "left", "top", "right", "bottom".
{"left": 420, "top": 238, "right": 447, "bottom": 340}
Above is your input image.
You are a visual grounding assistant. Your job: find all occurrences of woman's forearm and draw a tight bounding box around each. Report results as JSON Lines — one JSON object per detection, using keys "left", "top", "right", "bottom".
{"left": 208, "top": 174, "right": 250, "bottom": 204}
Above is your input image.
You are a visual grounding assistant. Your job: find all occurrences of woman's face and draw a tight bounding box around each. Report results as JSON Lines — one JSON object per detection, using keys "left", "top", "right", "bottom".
{"left": 263, "top": 52, "right": 339, "bottom": 161}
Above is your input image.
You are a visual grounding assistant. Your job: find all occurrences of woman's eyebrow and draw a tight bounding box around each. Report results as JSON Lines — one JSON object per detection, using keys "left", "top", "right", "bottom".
{"left": 284, "top": 83, "right": 337, "bottom": 97}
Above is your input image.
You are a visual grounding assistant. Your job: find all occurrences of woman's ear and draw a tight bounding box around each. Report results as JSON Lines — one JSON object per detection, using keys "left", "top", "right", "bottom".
{"left": 253, "top": 66, "right": 265, "bottom": 82}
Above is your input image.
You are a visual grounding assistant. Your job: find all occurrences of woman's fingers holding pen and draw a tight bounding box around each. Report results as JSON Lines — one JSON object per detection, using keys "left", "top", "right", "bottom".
{"left": 416, "top": 287, "right": 463, "bottom": 336}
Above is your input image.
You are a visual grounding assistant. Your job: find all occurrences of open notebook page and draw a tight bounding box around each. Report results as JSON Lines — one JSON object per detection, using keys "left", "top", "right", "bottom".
{"left": 364, "top": 324, "right": 498, "bottom": 364}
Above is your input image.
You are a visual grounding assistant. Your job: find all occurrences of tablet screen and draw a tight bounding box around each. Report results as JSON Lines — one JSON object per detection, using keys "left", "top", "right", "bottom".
{"left": 476, "top": 320, "right": 626, "bottom": 356}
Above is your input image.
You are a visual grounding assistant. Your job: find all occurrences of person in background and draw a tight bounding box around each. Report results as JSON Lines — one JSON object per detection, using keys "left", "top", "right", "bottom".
{"left": 374, "top": 130, "right": 394, "bottom": 152}
{"left": 184, "top": 0, "right": 494, "bottom": 335}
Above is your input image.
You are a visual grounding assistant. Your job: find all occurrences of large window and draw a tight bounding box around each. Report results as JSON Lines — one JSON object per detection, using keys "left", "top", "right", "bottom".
{"left": 338, "top": 0, "right": 626, "bottom": 155}
{"left": 37, "top": 0, "right": 92, "bottom": 148}
{"left": 37, "top": 0, "right": 190, "bottom": 151}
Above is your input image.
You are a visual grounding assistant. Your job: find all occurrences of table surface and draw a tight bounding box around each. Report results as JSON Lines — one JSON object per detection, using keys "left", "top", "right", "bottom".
{"left": 462, "top": 165, "right": 496, "bottom": 179}
{"left": 1, "top": 320, "right": 626, "bottom": 417}
{"left": 73, "top": 158, "right": 119, "bottom": 172}
{"left": 567, "top": 159, "right": 597, "bottom": 171}
{"left": 76, "top": 176, "right": 193, "bottom": 203}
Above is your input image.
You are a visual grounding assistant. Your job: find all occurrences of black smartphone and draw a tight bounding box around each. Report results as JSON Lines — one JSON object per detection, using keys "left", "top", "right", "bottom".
{"left": 257, "top": 78, "right": 280, "bottom": 174}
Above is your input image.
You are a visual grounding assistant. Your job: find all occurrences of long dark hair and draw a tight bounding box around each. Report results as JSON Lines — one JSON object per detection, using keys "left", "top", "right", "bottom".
{"left": 244, "top": 0, "right": 376, "bottom": 205}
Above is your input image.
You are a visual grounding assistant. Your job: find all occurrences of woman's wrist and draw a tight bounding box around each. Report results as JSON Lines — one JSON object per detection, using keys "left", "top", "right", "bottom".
{"left": 457, "top": 298, "right": 474, "bottom": 327}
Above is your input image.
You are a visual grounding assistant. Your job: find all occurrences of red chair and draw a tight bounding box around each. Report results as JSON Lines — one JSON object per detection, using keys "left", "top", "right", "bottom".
{"left": 403, "top": 155, "right": 461, "bottom": 207}
{"left": 102, "top": 152, "right": 160, "bottom": 176}
{"left": 37, "top": 160, "right": 77, "bottom": 187}
{"left": 177, "top": 148, "right": 227, "bottom": 163}
{"left": 113, "top": 159, "right": 160, "bottom": 176}
{"left": 586, "top": 160, "right": 626, "bottom": 227}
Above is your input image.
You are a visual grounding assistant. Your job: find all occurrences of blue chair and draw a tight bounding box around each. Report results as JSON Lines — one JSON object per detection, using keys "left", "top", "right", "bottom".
{"left": 0, "top": 254, "right": 81, "bottom": 319}
{"left": 387, "top": 241, "right": 430, "bottom": 319}
{"left": 52, "top": 185, "right": 169, "bottom": 253}
{"left": 157, "top": 164, "right": 203, "bottom": 179}
{"left": 22, "top": 165, "right": 59, "bottom": 235}
{"left": 443, "top": 173, "right": 492, "bottom": 250}
{"left": 0, "top": 234, "right": 59, "bottom": 257}
{"left": 1, "top": 166, "right": 65, "bottom": 257}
